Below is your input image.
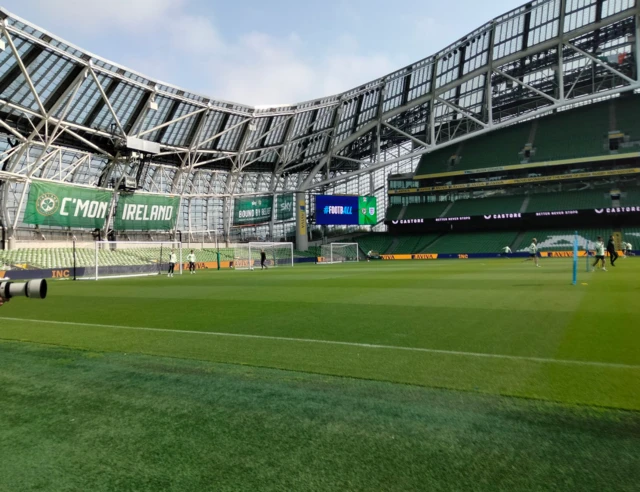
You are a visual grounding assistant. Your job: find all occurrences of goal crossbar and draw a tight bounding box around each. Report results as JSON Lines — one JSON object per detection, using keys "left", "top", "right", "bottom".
{"left": 84, "top": 241, "right": 183, "bottom": 280}
{"left": 319, "top": 243, "right": 360, "bottom": 264}
{"left": 233, "top": 242, "right": 294, "bottom": 270}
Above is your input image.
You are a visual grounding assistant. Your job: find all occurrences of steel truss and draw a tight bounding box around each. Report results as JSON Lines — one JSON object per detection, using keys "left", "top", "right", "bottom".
{"left": 0, "top": 0, "right": 639, "bottom": 237}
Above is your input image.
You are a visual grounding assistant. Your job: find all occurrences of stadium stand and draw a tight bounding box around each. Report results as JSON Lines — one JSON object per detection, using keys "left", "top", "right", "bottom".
{"left": 531, "top": 104, "right": 608, "bottom": 162}
{"left": 423, "top": 231, "right": 519, "bottom": 254}
{"left": 387, "top": 234, "right": 441, "bottom": 254}
{"left": 355, "top": 234, "right": 395, "bottom": 255}
{"left": 622, "top": 189, "right": 640, "bottom": 205}
{"left": 401, "top": 201, "right": 451, "bottom": 220}
{"left": 412, "top": 97, "right": 640, "bottom": 178}
{"left": 612, "top": 94, "right": 640, "bottom": 142}
{"left": 513, "top": 229, "right": 611, "bottom": 252}
{"left": 445, "top": 195, "right": 525, "bottom": 217}
{"left": 386, "top": 205, "right": 404, "bottom": 221}
{"left": 524, "top": 190, "right": 612, "bottom": 213}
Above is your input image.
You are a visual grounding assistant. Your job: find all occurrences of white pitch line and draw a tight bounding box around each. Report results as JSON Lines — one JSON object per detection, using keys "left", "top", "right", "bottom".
{"left": 0, "top": 316, "right": 638, "bottom": 370}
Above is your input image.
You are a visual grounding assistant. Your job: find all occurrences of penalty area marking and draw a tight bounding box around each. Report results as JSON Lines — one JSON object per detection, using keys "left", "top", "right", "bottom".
{"left": 0, "top": 316, "right": 638, "bottom": 370}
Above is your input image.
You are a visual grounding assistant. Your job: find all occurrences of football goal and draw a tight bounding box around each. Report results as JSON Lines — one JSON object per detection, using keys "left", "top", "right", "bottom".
{"left": 318, "top": 243, "right": 360, "bottom": 264}
{"left": 233, "top": 242, "right": 294, "bottom": 270}
{"left": 77, "top": 241, "right": 183, "bottom": 280}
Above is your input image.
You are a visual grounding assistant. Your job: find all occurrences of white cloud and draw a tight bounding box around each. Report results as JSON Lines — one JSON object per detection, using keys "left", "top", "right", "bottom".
{"left": 10, "top": 0, "right": 404, "bottom": 106}
{"left": 34, "top": 0, "right": 184, "bottom": 32}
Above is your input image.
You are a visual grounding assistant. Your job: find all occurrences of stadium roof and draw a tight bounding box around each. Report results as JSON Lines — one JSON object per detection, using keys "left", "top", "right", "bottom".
{"left": 0, "top": 0, "right": 639, "bottom": 192}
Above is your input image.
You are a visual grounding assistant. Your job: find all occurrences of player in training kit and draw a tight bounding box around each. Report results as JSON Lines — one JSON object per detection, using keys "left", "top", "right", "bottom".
{"left": 168, "top": 250, "right": 177, "bottom": 277}
{"left": 187, "top": 250, "right": 196, "bottom": 274}
{"left": 502, "top": 246, "right": 512, "bottom": 258}
{"left": 525, "top": 239, "right": 540, "bottom": 267}
{"left": 260, "top": 249, "right": 267, "bottom": 270}
{"left": 607, "top": 235, "right": 618, "bottom": 266}
{"left": 593, "top": 237, "right": 607, "bottom": 271}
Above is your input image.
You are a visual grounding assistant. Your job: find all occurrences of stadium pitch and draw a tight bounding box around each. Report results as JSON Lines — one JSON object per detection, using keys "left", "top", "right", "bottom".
{"left": 1, "top": 259, "right": 639, "bottom": 490}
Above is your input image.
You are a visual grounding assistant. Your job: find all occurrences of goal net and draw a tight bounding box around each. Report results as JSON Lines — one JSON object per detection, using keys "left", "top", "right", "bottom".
{"left": 318, "top": 243, "right": 360, "bottom": 264}
{"left": 77, "top": 241, "right": 183, "bottom": 280}
{"left": 233, "top": 242, "right": 294, "bottom": 270}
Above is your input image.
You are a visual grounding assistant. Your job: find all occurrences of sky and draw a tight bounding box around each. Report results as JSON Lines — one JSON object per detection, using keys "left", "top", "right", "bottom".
{"left": 1, "top": 0, "right": 527, "bottom": 106}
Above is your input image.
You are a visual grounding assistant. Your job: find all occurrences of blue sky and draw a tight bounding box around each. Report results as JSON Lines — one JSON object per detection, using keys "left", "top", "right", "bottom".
{"left": 2, "top": 0, "right": 526, "bottom": 105}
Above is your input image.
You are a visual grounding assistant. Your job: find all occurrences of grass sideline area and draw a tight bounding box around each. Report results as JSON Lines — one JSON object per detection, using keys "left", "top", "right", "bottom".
{"left": 1, "top": 258, "right": 639, "bottom": 490}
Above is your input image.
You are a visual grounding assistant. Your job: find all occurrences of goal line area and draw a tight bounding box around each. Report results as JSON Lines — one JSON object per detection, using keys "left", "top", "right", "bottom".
{"left": 318, "top": 243, "right": 360, "bottom": 264}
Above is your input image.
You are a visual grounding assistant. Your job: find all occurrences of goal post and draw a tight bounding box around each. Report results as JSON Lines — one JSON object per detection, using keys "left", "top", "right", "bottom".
{"left": 233, "top": 242, "right": 294, "bottom": 270}
{"left": 79, "top": 241, "right": 182, "bottom": 280}
{"left": 318, "top": 243, "right": 360, "bottom": 264}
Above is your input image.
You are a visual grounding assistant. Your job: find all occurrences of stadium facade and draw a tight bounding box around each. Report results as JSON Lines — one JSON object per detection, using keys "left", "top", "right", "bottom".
{"left": 0, "top": 0, "right": 639, "bottom": 251}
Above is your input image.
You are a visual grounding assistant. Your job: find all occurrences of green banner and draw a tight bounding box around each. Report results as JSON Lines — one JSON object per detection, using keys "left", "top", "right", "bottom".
{"left": 276, "top": 194, "right": 294, "bottom": 221}
{"left": 234, "top": 196, "right": 273, "bottom": 225}
{"left": 358, "top": 196, "right": 377, "bottom": 225}
{"left": 23, "top": 181, "right": 113, "bottom": 228}
{"left": 234, "top": 194, "right": 294, "bottom": 225}
{"left": 115, "top": 193, "right": 180, "bottom": 231}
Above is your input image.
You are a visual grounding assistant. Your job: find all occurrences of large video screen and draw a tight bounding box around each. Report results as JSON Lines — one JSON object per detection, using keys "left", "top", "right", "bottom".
{"left": 315, "top": 195, "right": 377, "bottom": 225}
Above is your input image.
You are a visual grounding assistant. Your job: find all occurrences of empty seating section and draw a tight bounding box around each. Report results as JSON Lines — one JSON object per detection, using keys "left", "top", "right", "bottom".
{"left": 355, "top": 234, "right": 394, "bottom": 254}
{"left": 403, "top": 202, "right": 450, "bottom": 219}
{"left": 446, "top": 195, "right": 525, "bottom": 217}
{"left": 515, "top": 229, "right": 610, "bottom": 252}
{"left": 414, "top": 146, "right": 457, "bottom": 176}
{"left": 455, "top": 124, "right": 531, "bottom": 171}
{"left": 622, "top": 189, "right": 640, "bottom": 206}
{"left": 623, "top": 227, "right": 640, "bottom": 246}
{"left": 413, "top": 97, "right": 640, "bottom": 178}
{"left": 525, "top": 190, "right": 611, "bottom": 213}
{"left": 386, "top": 205, "right": 403, "bottom": 221}
{"left": 424, "top": 231, "right": 519, "bottom": 254}
{"left": 388, "top": 234, "right": 440, "bottom": 254}
{"left": 532, "top": 104, "right": 608, "bottom": 162}
{"left": 613, "top": 95, "right": 640, "bottom": 141}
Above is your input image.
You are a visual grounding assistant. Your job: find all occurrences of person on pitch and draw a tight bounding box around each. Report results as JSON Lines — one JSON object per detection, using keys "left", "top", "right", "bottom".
{"left": 261, "top": 249, "right": 268, "bottom": 270}
{"left": 0, "top": 296, "right": 7, "bottom": 307}
{"left": 607, "top": 235, "right": 619, "bottom": 267}
{"left": 593, "top": 237, "right": 607, "bottom": 271}
{"left": 168, "top": 250, "right": 177, "bottom": 277}
{"left": 187, "top": 250, "right": 197, "bottom": 274}
{"left": 524, "top": 238, "right": 540, "bottom": 267}
{"left": 502, "top": 245, "right": 512, "bottom": 258}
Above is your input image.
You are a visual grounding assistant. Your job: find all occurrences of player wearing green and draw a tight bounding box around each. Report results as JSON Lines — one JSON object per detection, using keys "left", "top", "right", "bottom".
{"left": 187, "top": 250, "right": 196, "bottom": 275}
{"left": 593, "top": 237, "right": 607, "bottom": 271}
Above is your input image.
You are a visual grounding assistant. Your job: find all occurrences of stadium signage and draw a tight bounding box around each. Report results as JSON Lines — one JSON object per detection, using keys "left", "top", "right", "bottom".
{"left": 115, "top": 194, "right": 180, "bottom": 230}
{"left": 391, "top": 219, "right": 424, "bottom": 225}
{"left": 535, "top": 210, "right": 578, "bottom": 216}
{"left": 315, "top": 195, "right": 377, "bottom": 225}
{"left": 233, "top": 194, "right": 294, "bottom": 226}
{"left": 23, "top": 181, "right": 113, "bottom": 229}
{"left": 484, "top": 213, "right": 522, "bottom": 220}
{"left": 595, "top": 207, "right": 640, "bottom": 214}
{"left": 435, "top": 216, "right": 471, "bottom": 222}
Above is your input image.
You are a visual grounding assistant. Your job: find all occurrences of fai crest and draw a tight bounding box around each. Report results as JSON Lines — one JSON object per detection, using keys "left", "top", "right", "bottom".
{"left": 36, "top": 193, "right": 60, "bottom": 216}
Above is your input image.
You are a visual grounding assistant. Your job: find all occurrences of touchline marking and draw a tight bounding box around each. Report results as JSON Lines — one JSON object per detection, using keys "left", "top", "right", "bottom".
{"left": 1, "top": 317, "right": 638, "bottom": 370}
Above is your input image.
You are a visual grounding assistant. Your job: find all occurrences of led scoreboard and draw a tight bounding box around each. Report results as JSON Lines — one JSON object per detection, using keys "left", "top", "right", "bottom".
{"left": 315, "top": 195, "right": 377, "bottom": 225}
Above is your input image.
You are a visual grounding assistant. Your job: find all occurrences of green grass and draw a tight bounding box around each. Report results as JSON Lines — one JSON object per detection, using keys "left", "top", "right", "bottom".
{"left": 1, "top": 258, "right": 640, "bottom": 490}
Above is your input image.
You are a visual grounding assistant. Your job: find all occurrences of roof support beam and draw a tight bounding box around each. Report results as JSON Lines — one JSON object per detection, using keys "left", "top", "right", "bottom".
{"left": 0, "top": 25, "right": 47, "bottom": 118}
{"left": 155, "top": 99, "right": 180, "bottom": 143}
{"left": 87, "top": 65, "right": 125, "bottom": 136}
{"left": 82, "top": 77, "right": 119, "bottom": 128}
{"left": 0, "top": 44, "right": 43, "bottom": 95}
